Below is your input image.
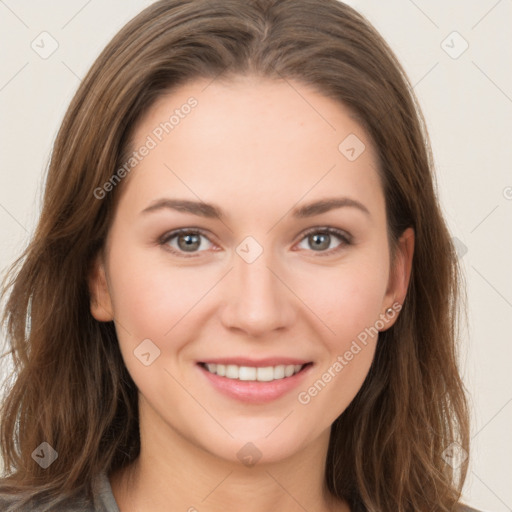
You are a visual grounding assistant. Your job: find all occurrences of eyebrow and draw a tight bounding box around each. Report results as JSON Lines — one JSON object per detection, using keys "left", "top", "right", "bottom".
{"left": 140, "top": 196, "right": 370, "bottom": 219}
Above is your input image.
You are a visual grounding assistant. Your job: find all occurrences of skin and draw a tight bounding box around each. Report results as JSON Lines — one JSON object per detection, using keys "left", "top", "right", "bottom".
{"left": 89, "top": 75, "right": 414, "bottom": 512}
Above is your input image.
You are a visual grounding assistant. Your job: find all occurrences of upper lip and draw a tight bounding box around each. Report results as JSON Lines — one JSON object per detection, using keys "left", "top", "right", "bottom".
{"left": 198, "top": 357, "right": 312, "bottom": 367}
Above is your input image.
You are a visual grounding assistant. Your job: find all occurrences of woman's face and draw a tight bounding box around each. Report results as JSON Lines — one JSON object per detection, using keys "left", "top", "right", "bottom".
{"left": 89, "top": 75, "right": 413, "bottom": 465}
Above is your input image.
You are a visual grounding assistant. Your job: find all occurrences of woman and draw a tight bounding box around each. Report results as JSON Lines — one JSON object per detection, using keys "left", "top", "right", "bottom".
{"left": 0, "top": 0, "right": 481, "bottom": 510}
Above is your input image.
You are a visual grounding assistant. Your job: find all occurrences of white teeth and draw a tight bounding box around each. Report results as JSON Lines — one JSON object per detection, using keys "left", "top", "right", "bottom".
{"left": 225, "top": 364, "right": 239, "bottom": 379}
{"left": 284, "top": 365, "right": 295, "bottom": 377}
{"left": 273, "top": 365, "right": 285, "bottom": 379}
{"left": 203, "top": 363, "right": 305, "bottom": 381}
{"left": 256, "top": 366, "right": 274, "bottom": 382}
{"left": 238, "top": 366, "right": 257, "bottom": 381}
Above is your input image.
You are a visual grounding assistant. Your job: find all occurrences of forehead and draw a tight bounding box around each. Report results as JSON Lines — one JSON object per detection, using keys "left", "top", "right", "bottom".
{"left": 118, "top": 75, "right": 384, "bottom": 222}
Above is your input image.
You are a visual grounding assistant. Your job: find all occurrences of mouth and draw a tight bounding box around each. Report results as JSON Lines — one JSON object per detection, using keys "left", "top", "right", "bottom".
{"left": 198, "top": 362, "right": 312, "bottom": 382}
{"left": 196, "top": 360, "right": 314, "bottom": 404}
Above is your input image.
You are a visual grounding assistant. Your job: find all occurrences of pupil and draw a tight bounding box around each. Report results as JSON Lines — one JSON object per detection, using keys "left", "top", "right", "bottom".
{"left": 311, "top": 233, "right": 329, "bottom": 250}
{"left": 176, "top": 233, "right": 331, "bottom": 253}
{"left": 179, "top": 233, "right": 200, "bottom": 251}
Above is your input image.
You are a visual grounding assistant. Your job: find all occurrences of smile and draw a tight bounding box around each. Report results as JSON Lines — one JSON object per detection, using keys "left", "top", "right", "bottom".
{"left": 201, "top": 363, "right": 306, "bottom": 382}
{"left": 197, "top": 361, "right": 314, "bottom": 404}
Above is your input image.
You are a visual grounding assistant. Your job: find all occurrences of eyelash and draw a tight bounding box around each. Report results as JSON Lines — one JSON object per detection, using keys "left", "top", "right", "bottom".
{"left": 158, "top": 227, "right": 352, "bottom": 258}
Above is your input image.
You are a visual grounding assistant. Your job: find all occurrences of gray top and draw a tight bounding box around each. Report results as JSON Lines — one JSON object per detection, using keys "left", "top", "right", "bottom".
{"left": 90, "top": 470, "right": 121, "bottom": 512}
{"left": 0, "top": 471, "right": 486, "bottom": 511}
{"left": 0, "top": 471, "right": 120, "bottom": 511}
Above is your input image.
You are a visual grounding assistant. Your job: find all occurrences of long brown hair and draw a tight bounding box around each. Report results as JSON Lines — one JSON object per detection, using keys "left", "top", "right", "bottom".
{"left": 0, "top": 1, "right": 470, "bottom": 510}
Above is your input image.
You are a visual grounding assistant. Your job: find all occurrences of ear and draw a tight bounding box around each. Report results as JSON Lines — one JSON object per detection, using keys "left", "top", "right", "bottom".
{"left": 88, "top": 250, "right": 114, "bottom": 322}
{"left": 381, "top": 227, "right": 415, "bottom": 329}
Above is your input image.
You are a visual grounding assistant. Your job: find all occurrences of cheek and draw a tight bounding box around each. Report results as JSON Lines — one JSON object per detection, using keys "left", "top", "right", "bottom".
{"left": 293, "top": 262, "right": 384, "bottom": 420}
{"left": 108, "top": 245, "right": 214, "bottom": 338}
{"left": 292, "top": 252, "right": 389, "bottom": 348}
{"left": 106, "top": 247, "right": 212, "bottom": 396}
{"left": 296, "top": 342, "right": 376, "bottom": 427}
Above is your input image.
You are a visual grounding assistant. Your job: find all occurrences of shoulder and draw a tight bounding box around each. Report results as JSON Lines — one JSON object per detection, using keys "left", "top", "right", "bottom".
{"left": 0, "top": 494, "right": 94, "bottom": 511}
{"left": 458, "top": 505, "right": 488, "bottom": 512}
{"left": 0, "top": 470, "right": 119, "bottom": 511}
{"left": 0, "top": 491, "right": 96, "bottom": 511}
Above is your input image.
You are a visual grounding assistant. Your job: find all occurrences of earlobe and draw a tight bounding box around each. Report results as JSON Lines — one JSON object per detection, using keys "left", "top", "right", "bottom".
{"left": 88, "top": 252, "right": 114, "bottom": 322}
{"left": 392, "top": 227, "right": 415, "bottom": 306}
{"left": 380, "top": 227, "right": 415, "bottom": 329}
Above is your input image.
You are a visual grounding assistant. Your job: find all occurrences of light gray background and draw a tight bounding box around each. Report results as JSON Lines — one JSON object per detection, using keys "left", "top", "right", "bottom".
{"left": 0, "top": 1, "right": 511, "bottom": 510}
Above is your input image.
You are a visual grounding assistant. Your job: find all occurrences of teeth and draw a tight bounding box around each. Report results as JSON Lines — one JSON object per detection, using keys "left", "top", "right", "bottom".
{"left": 204, "top": 363, "right": 304, "bottom": 381}
{"left": 239, "top": 366, "right": 256, "bottom": 380}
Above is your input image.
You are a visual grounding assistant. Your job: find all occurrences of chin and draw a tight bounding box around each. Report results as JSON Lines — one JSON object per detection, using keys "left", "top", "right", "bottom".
{"left": 199, "top": 430, "right": 317, "bottom": 468}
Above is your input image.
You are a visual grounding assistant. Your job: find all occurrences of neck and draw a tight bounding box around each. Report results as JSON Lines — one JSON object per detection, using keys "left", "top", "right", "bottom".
{"left": 110, "top": 397, "right": 349, "bottom": 512}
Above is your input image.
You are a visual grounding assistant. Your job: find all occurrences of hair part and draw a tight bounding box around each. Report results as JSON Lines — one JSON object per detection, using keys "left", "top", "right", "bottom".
{"left": 0, "top": 1, "right": 469, "bottom": 510}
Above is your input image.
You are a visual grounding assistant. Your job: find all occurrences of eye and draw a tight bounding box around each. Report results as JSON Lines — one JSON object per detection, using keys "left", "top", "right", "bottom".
{"left": 159, "top": 228, "right": 215, "bottom": 257}
{"left": 158, "top": 226, "right": 352, "bottom": 258}
{"left": 295, "top": 227, "right": 352, "bottom": 255}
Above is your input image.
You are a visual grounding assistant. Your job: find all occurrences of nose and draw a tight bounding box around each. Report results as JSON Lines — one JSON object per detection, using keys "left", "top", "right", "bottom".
{"left": 219, "top": 247, "right": 296, "bottom": 337}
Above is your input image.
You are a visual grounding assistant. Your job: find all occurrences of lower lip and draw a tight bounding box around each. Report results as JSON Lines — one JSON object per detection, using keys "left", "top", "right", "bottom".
{"left": 197, "top": 363, "right": 313, "bottom": 404}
